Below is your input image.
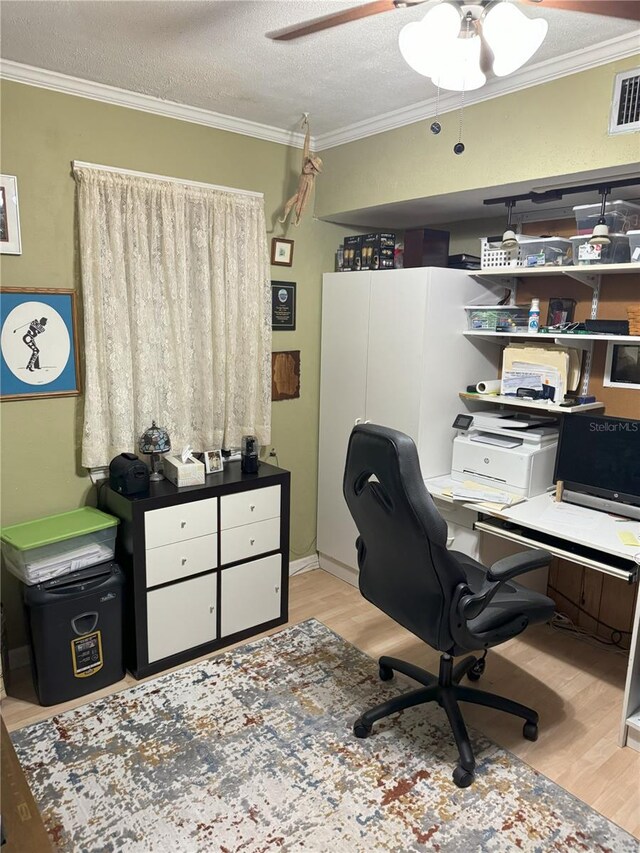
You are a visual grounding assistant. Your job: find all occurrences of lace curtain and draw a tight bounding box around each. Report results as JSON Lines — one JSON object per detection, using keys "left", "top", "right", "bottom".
{"left": 74, "top": 166, "right": 271, "bottom": 468}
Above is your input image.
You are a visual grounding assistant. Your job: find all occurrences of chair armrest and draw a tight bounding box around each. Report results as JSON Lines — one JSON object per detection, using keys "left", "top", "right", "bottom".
{"left": 487, "top": 549, "right": 552, "bottom": 583}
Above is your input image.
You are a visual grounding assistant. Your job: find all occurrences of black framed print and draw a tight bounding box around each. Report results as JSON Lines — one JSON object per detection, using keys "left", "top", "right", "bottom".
{"left": 271, "top": 281, "right": 296, "bottom": 331}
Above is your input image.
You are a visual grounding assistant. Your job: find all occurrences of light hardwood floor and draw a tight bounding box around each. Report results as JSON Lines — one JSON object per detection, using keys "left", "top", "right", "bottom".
{"left": 3, "top": 568, "right": 639, "bottom": 839}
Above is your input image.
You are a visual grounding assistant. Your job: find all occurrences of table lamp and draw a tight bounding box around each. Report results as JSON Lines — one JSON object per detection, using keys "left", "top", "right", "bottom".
{"left": 139, "top": 421, "right": 171, "bottom": 481}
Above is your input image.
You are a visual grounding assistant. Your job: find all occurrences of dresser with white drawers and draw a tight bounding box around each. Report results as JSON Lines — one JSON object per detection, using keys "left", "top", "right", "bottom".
{"left": 103, "top": 463, "right": 290, "bottom": 678}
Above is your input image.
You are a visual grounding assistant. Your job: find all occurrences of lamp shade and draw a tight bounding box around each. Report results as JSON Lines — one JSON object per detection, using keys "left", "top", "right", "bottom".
{"left": 482, "top": 2, "right": 548, "bottom": 77}
{"left": 399, "top": 2, "right": 486, "bottom": 92}
{"left": 139, "top": 421, "right": 171, "bottom": 455}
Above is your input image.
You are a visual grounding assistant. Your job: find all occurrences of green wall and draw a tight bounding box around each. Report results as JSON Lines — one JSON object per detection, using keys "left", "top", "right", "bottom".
{"left": 0, "top": 80, "right": 346, "bottom": 648}
{"left": 316, "top": 56, "right": 640, "bottom": 220}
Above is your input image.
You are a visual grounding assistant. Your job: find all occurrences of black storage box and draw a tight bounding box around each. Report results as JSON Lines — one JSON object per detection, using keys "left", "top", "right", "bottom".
{"left": 23, "top": 561, "right": 125, "bottom": 706}
{"left": 404, "top": 228, "right": 450, "bottom": 268}
{"left": 342, "top": 235, "right": 363, "bottom": 270}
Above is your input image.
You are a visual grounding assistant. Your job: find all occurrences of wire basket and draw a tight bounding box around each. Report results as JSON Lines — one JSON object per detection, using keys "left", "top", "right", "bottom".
{"left": 628, "top": 305, "right": 640, "bottom": 337}
{"left": 480, "top": 236, "right": 539, "bottom": 269}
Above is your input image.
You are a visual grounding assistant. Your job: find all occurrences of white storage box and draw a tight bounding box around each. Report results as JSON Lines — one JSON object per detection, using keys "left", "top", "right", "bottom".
{"left": 479, "top": 235, "right": 539, "bottom": 269}
{"left": 163, "top": 454, "right": 206, "bottom": 487}
{"left": 573, "top": 200, "right": 640, "bottom": 236}
{"left": 628, "top": 230, "right": 640, "bottom": 263}
{"left": 0, "top": 507, "right": 118, "bottom": 585}
{"left": 570, "top": 234, "right": 630, "bottom": 265}
{"left": 521, "top": 237, "right": 573, "bottom": 267}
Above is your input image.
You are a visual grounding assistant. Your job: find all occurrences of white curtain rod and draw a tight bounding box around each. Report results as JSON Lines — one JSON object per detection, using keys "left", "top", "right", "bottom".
{"left": 72, "top": 160, "right": 263, "bottom": 199}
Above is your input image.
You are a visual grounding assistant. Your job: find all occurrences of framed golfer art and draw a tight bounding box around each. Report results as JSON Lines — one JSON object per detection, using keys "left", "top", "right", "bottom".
{"left": 0, "top": 288, "right": 81, "bottom": 401}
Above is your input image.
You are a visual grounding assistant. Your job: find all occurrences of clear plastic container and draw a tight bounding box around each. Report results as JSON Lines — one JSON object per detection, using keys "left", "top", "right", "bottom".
{"left": 573, "top": 200, "right": 640, "bottom": 236}
{"left": 569, "top": 233, "right": 630, "bottom": 266}
{"left": 1, "top": 507, "right": 119, "bottom": 585}
{"left": 466, "top": 305, "right": 529, "bottom": 332}
{"left": 628, "top": 230, "right": 640, "bottom": 263}
{"left": 521, "top": 237, "right": 573, "bottom": 267}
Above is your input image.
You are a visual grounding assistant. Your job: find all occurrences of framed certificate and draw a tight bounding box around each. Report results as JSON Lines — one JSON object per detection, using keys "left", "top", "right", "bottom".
{"left": 271, "top": 281, "right": 296, "bottom": 331}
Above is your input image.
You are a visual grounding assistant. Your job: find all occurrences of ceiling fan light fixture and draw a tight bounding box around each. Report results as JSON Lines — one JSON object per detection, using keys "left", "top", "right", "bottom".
{"left": 398, "top": 2, "right": 485, "bottom": 92}
{"left": 482, "top": 2, "right": 548, "bottom": 77}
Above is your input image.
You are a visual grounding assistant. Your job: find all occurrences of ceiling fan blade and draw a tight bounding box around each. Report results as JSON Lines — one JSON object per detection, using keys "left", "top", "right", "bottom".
{"left": 268, "top": 0, "right": 426, "bottom": 41}
{"left": 521, "top": 0, "right": 640, "bottom": 21}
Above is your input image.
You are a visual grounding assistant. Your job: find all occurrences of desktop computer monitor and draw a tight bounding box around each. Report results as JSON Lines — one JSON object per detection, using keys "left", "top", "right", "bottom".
{"left": 554, "top": 414, "right": 640, "bottom": 519}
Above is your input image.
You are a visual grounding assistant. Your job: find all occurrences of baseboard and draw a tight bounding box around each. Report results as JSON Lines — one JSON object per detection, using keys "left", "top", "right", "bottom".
{"left": 318, "top": 553, "right": 359, "bottom": 588}
{"left": 8, "top": 644, "right": 30, "bottom": 671}
{"left": 289, "top": 555, "right": 319, "bottom": 576}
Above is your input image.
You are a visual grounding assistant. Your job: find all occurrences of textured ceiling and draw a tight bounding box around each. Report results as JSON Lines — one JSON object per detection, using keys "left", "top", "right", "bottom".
{"left": 1, "top": 1, "right": 638, "bottom": 139}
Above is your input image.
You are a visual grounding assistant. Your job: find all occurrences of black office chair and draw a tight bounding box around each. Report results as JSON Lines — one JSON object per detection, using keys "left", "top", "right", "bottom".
{"left": 343, "top": 423, "right": 556, "bottom": 788}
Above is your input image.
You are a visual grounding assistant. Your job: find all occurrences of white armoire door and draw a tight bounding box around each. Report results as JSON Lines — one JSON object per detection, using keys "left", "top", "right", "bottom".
{"left": 317, "top": 272, "right": 371, "bottom": 572}
{"left": 365, "top": 269, "right": 428, "bottom": 439}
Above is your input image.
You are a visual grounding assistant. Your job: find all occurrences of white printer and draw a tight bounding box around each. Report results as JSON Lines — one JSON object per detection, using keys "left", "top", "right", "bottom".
{"left": 451, "top": 411, "right": 559, "bottom": 498}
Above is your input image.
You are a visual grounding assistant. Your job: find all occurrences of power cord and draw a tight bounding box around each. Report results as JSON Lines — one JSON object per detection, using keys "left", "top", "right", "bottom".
{"left": 550, "top": 611, "right": 628, "bottom": 656}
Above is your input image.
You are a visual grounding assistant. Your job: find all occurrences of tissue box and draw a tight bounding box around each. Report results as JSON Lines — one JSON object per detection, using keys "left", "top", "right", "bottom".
{"left": 163, "top": 455, "right": 205, "bottom": 487}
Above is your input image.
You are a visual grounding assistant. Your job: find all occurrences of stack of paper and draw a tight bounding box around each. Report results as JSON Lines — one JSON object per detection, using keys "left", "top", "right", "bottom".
{"left": 5, "top": 542, "right": 114, "bottom": 585}
{"left": 443, "top": 480, "right": 526, "bottom": 511}
{"left": 501, "top": 361, "right": 564, "bottom": 401}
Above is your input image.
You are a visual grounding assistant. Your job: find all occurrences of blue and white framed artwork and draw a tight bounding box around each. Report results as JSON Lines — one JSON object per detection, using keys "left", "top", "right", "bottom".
{"left": 0, "top": 288, "right": 81, "bottom": 401}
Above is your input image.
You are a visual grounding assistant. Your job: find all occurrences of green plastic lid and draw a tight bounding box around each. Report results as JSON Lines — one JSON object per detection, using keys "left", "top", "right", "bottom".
{"left": 0, "top": 507, "right": 119, "bottom": 551}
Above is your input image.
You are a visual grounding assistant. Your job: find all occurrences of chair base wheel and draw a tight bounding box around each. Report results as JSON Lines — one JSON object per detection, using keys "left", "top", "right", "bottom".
{"left": 379, "top": 664, "right": 394, "bottom": 681}
{"left": 467, "top": 658, "right": 486, "bottom": 682}
{"left": 353, "top": 718, "right": 372, "bottom": 739}
{"left": 523, "top": 721, "right": 538, "bottom": 742}
{"left": 453, "top": 765, "right": 474, "bottom": 788}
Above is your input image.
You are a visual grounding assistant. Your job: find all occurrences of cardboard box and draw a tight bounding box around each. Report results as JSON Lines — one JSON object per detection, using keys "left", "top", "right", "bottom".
{"left": 163, "top": 454, "right": 205, "bottom": 487}
{"left": 362, "top": 232, "right": 396, "bottom": 269}
{"left": 342, "top": 235, "right": 363, "bottom": 271}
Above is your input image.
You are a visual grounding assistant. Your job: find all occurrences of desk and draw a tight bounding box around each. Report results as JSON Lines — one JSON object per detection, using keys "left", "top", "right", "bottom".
{"left": 426, "top": 476, "right": 640, "bottom": 752}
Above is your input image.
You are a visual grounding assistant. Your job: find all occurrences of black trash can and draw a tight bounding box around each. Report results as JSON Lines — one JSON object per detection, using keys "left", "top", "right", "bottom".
{"left": 23, "top": 561, "right": 125, "bottom": 706}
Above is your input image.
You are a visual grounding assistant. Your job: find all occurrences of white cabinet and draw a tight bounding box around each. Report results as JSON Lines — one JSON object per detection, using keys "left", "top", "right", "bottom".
{"left": 317, "top": 267, "right": 500, "bottom": 578}
{"left": 221, "top": 554, "right": 282, "bottom": 637}
{"left": 147, "top": 573, "right": 217, "bottom": 663}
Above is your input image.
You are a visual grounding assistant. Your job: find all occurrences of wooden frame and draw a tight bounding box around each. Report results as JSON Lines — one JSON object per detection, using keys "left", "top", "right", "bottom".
{"left": 0, "top": 175, "right": 22, "bottom": 255}
{"left": 603, "top": 342, "right": 640, "bottom": 390}
{"left": 271, "top": 237, "right": 294, "bottom": 267}
{"left": 0, "top": 287, "right": 81, "bottom": 401}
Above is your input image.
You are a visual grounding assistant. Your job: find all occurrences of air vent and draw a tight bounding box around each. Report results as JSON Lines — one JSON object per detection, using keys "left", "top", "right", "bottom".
{"left": 609, "top": 69, "right": 640, "bottom": 135}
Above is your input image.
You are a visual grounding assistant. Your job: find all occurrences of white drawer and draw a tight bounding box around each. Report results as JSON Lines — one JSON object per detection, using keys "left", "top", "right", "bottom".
{"left": 221, "top": 554, "right": 282, "bottom": 637}
{"left": 145, "top": 533, "right": 217, "bottom": 589}
{"left": 221, "top": 485, "right": 280, "bottom": 530}
{"left": 221, "top": 517, "right": 280, "bottom": 565}
{"left": 144, "top": 497, "right": 217, "bottom": 549}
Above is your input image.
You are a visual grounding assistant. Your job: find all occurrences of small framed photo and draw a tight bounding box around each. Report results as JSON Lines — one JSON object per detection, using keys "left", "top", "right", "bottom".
{"left": 1, "top": 288, "right": 81, "bottom": 401}
{"left": 203, "top": 449, "right": 224, "bottom": 474}
{"left": 271, "top": 237, "right": 294, "bottom": 267}
{"left": 0, "top": 175, "right": 22, "bottom": 255}
{"left": 603, "top": 343, "right": 640, "bottom": 389}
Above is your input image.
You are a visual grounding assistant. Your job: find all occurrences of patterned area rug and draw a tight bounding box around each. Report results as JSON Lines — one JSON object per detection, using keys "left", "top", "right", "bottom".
{"left": 12, "top": 619, "right": 639, "bottom": 852}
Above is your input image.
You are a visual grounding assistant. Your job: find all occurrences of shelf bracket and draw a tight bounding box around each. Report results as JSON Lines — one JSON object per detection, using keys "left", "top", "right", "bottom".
{"left": 562, "top": 269, "right": 599, "bottom": 288}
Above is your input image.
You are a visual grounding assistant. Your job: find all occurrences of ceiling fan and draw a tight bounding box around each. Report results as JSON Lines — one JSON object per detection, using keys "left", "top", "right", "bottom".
{"left": 268, "top": 0, "right": 640, "bottom": 42}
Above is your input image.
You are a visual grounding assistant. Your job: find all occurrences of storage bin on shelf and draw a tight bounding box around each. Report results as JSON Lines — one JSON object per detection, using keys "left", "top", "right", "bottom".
{"left": 628, "top": 230, "right": 640, "bottom": 263}
{"left": 573, "top": 200, "right": 640, "bottom": 236}
{"left": 569, "top": 233, "right": 630, "bottom": 266}
{"left": 479, "top": 235, "right": 539, "bottom": 269}
{"left": 465, "top": 305, "right": 529, "bottom": 333}
{"left": 0, "top": 507, "right": 119, "bottom": 585}
{"left": 520, "top": 237, "right": 573, "bottom": 267}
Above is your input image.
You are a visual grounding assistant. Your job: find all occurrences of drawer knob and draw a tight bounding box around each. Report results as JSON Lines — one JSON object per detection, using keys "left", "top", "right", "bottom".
{"left": 181, "top": 557, "right": 187, "bottom": 565}
{"left": 181, "top": 521, "right": 187, "bottom": 528}
{"left": 275, "top": 586, "right": 280, "bottom": 594}
{"left": 250, "top": 538, "right": 255, "bottom": 545}
{"left": 209, "top": 605, "right": 215, "bottom": 614}
{"left": 250, "top": 504, "right": 256, "bottom": 512}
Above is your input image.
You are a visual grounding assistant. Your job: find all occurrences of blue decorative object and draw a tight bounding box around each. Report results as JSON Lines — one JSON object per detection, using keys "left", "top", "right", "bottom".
{"left": 139, "top": 421, "right": 171, "bottom": 481}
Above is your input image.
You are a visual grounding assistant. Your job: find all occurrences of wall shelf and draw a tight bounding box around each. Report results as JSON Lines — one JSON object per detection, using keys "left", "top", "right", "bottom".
{"left": 473, "top": 262, "right": 640, "bottom": 290}
{"left": 463, "top": 331, "right": 640, "bottom": 345}
{"left": 459, "top": 391, "right": 604, "bottom": 414}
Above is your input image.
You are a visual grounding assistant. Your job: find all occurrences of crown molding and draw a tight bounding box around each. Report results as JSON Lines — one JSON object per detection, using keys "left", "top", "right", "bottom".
{"left": 0, "top": 59, "right": 313, "bottom": 149}
{"left": 315, "top": 31, "right": 640, "bottom": 150}
{"left": 2, "top": 28, "right": 637, "bottom": 154}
